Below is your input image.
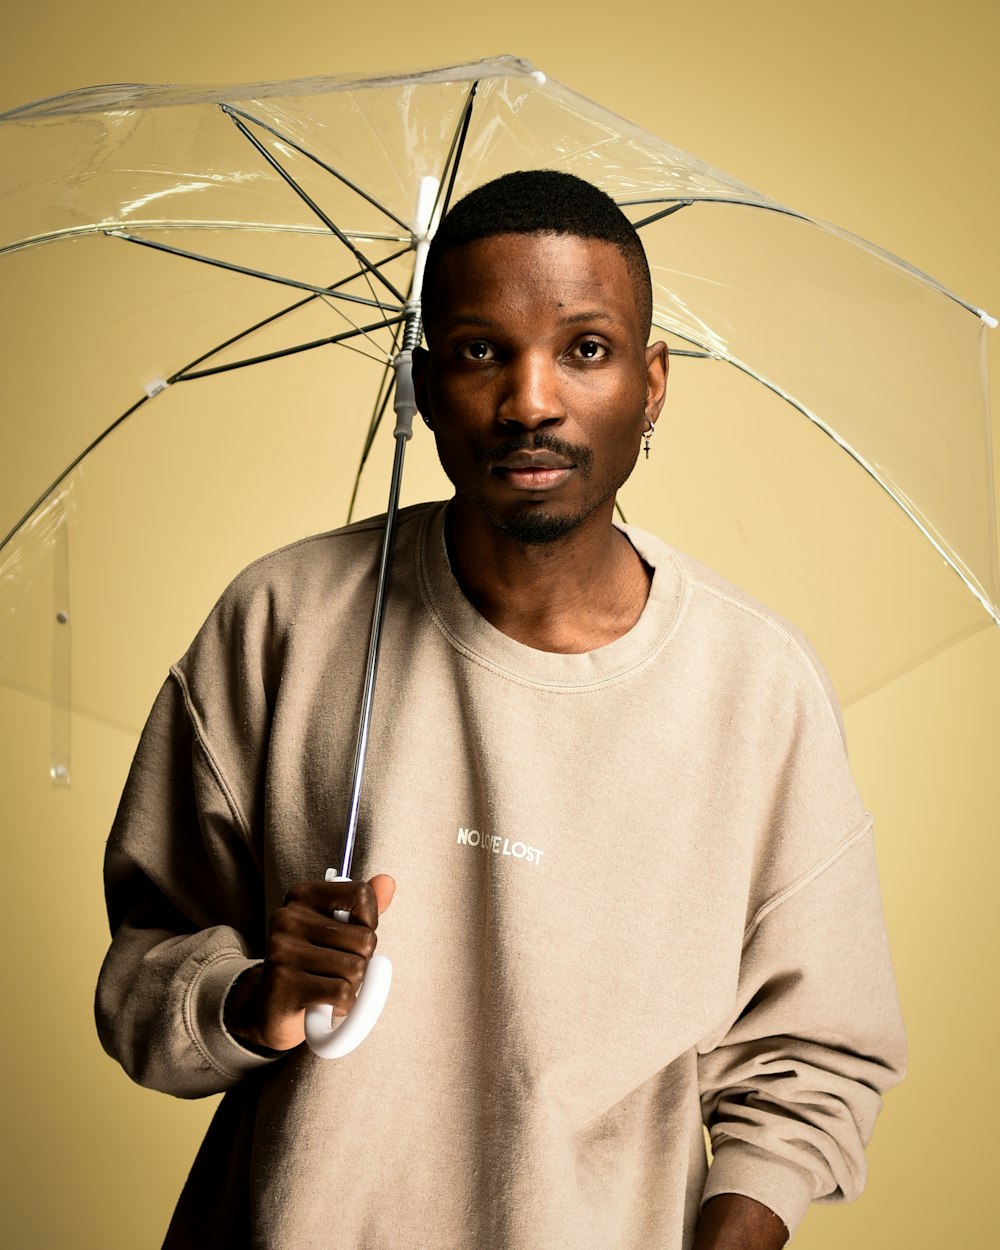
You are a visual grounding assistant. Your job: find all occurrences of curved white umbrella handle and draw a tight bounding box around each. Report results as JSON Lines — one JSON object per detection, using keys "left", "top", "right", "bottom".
{"left": 304, "top": 871, "right": 392, "bottom": 1059}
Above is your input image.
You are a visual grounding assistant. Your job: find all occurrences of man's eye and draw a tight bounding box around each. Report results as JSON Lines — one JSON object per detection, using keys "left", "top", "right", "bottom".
{"left": 459, "top": 340, "right": 494, "bottom": 361}
{"left": 573, "top": 339, "right": 608, "bottom": 360}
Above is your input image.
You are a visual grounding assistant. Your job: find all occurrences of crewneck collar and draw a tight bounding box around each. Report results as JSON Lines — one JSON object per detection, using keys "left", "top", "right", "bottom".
{"left": 415, "top": 502, "right": 685, "bottom": 690}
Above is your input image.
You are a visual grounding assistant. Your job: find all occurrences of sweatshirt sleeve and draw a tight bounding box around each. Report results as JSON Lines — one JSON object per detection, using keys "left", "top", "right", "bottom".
{"left": 95, "top": 672, "right": 278, "bottom": 1097}
{"left": 696, "top": 818, "right": 907, "bottom": 1237}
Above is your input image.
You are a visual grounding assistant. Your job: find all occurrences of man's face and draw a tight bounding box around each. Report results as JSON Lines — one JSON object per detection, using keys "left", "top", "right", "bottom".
{"left": 414, "top": 232, "right": 668, "bottom": 545}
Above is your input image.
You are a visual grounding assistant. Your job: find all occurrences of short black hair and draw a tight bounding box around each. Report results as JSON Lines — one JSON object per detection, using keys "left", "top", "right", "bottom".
{"left": 420, "top": 169, "right": 652, "bottom": 335}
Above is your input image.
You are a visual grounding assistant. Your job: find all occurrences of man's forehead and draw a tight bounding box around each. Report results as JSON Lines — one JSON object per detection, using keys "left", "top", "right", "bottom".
{"left": 438, "top": 229, "right": 626, "bottom": 270}
{"left": 431, "top": 232, "right": 639, "bottom": 317}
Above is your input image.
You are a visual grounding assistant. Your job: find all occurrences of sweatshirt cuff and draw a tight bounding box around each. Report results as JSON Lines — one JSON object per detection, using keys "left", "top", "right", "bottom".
{"left": 186, "top": 951, "right": 281, "bottom": 1080}
{"left": 702, "top": 1139, "right": 818, "bottom": 1239}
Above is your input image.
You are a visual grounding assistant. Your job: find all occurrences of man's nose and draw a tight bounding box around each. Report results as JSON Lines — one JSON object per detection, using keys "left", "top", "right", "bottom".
{"left": 497, "top": 353, "right": 565, "bottom": 429}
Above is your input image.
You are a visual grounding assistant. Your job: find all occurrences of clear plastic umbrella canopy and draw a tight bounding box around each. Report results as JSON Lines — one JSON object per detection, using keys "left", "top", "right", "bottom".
{"left": 1, "top": 55, "right": 997, "bottom": 782}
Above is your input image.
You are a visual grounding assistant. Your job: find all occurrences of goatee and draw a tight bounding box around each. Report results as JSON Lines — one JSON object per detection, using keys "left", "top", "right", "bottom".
{"left": 494, "top": 508, "right": 580, "bottom": 545}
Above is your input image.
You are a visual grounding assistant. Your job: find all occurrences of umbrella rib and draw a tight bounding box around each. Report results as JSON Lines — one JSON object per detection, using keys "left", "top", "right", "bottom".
{"left": 184, "top": 265, "right": 404, "bottom": 368}
{"left": 626, "top": 201, "right": 694, "bottom": 228}
{"left": 312, "top": 254, "right": 415, "bottom": 360}
{"left": 0, "top": 313, "right": 402, "bottom": 556}
{"left": 0, "top": 223, "right": 412, "bottom": 258}
{"left": 176, "top": 252, "right": 411, "bottom": 378}
{"left": 176, "top": 314, "right": 405, "bottom": 380}
{"left": 631, "top": 194, "right": 998, "bottom": 318}
{"left": 0, "top": 393, "right": 151, "bottom": 555}
{"left": 360, "top": 321, "right": 407, "bottom": 460}
{"left": 105, "top": 229, "right": 402, "bottom": 311}
{"left": 346, "top": 367, "right": 398, "bottom": 525}
{"left": 222, "top": 103, "right": 412, "bottom": 234}
{"left": 437, "top": 80, "right": 480, "bottom": 217}
{"left": 645, "top": 310, "right": 1000, "bottom": 623}
{"left": 661, "top": 345, "right": 713, "bottom": 357}
{"left": 364, "top": 369, "right": 398, "bottom": 465}
{"left": 714, "top": 354, "right": 1000, "bottom": 626}
{"left": 2, "top": 227, "right": 416, "bottom": 555}
{"left": 326, "top": 76, "right": 474, "bottom": 505}
{"left": 220, "top": 104, "right": 408, "bottom": 305}
{"left": 627, "top": 197, "right": 814, "bottom": 231}
{"left": 631, "top": 196, "right": 998, "bottom": 325}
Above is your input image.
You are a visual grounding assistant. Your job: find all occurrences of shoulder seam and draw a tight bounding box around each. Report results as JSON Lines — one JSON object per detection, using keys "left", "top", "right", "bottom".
{"left": 223, "top": 503, "right": 432, "bottom": 585}
{"left": 690, "top": 574, "right": 844, "bottom": 739}
{"left": 169, "top": 666, "right": 252, "bottom": 844}
{"left": 743, "top": 814, "right": 874, "bottom": 942}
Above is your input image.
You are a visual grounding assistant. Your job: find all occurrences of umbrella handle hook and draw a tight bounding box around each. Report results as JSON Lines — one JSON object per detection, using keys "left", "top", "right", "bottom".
{"left": 304, "top": 872, "right": 393, "bottom": 1059}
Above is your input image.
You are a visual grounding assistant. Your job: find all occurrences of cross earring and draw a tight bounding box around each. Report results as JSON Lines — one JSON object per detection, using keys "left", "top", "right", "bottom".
{"left": 643, "top": 418, "right": 655, "bottom": 459}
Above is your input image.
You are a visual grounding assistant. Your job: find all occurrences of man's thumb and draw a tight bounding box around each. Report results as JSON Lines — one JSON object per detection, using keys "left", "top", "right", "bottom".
{"left": 369, "top": 873, "right": 396, "bottom": 915}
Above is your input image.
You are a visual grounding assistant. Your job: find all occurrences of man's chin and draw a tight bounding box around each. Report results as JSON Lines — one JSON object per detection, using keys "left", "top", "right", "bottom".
{"left": 454, "top": 485, "right": 619, "bottom": 547}
{"left": 493, "top": 505, "right": 583, "bottom": 545}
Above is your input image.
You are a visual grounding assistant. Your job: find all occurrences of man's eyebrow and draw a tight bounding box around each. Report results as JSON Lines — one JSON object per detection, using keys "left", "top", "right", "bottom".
{"left": 562, "top": 310, "right": 620, "bottom": 326}
{"left": 438, "top": 310, "right": 622, "bottom": 330}
{"left": 438, "top": 313, "right": 495, "bottom": 330}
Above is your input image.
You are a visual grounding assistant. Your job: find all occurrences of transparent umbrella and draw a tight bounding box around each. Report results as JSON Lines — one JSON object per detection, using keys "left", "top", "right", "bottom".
{"left": 2, "top": 53, "right": 997, "bottom": 803}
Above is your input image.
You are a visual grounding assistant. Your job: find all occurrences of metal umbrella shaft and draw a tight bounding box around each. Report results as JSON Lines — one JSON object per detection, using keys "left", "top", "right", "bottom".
{"left": 306, "top": 178, "right": 437, "bottom": 1061}
{"left": 339, "top": 175, "right": 438, "bottom": 880}
{"left": 339, "top": 343, "right": 419, "bottom": 879}
{"left": 304, "top": 373, "right": 413, "bottom": 1061}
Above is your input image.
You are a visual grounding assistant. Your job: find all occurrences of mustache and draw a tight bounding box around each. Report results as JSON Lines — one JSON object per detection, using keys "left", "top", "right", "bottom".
{"left": 474, "top": 431, "right": 593, "bottom": 473}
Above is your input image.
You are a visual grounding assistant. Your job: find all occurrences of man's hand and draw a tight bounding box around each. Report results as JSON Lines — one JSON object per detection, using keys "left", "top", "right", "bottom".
{"left": 692, "top": 1195, "right": 789, "bottom": 1250}
{"left": 224, "top": 874, "right": 396, "bottom": 1053}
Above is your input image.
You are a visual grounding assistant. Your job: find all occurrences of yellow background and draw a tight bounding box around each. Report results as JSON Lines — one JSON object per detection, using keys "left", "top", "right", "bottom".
{"left": 1, "top": 2, "right": 997, "bottom": 1246}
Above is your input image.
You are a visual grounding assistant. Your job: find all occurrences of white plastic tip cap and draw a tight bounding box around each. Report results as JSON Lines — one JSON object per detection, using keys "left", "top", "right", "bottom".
{"left": 144, "top": 377, "right": 168, "bottom": 398}
{"left": 979, "top": 309, "right": 998, "bottom": 329}
{"left": 531, "top": 71, "right": 547, "bottom": 85}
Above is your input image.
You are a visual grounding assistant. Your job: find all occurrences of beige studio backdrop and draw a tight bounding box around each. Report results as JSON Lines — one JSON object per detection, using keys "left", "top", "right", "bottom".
{"left": 1, "top": 2, "right": 997, "bottom": 1247}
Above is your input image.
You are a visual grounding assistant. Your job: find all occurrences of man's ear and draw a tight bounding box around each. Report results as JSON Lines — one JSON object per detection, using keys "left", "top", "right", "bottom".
{"left": 644, "top": 340, "right": 669, "bottom": 426}
{"left": 412, "top": 345, "right": 431, "bottom": 427}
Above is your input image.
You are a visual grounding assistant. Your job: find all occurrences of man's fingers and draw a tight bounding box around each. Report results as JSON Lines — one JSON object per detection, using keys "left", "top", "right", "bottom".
{"left": 270, "top": 908, "right": 377, "bottom": 960}
{"left": 284, "top": 878, "right": 379, "bottom": 928}
{"left": 283, "top": 874, "right": 395, "bottom": 925}
{"left": 232, "top": 874, "right": 396, "bottom": 1051}
{"left": 267, "top": 954, "right": 369, "bottom": 1008}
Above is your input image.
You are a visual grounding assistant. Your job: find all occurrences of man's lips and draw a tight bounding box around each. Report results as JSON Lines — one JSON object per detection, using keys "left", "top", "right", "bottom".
{"left": 489, "top": 450, "right": 574, "bottom": 490}
{"left": 491, "top": 449, "right": 573, "bottom": 469}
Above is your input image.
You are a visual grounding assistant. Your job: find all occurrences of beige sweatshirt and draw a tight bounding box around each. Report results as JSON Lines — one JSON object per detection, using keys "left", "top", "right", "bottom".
{"left": 97, "top": 502, "right": 905, "bottom": 1249}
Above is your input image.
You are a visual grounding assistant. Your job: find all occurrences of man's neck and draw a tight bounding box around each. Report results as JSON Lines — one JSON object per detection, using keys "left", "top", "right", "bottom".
{"left": 444, "top": 500, "right": 652, "bottom": 653}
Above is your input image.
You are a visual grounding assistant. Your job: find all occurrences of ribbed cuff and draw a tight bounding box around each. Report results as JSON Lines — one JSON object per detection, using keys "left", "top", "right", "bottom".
{"left": 701, "top": 1139, "right": 818, "bottom": 1239}
{"left": 186, "top": 952, "right": 281, "bottom": 1079}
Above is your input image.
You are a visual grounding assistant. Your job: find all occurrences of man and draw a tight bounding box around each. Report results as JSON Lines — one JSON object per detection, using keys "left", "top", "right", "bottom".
{"left": 97, "top": 171, "right": 905, "bottom": 1248}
